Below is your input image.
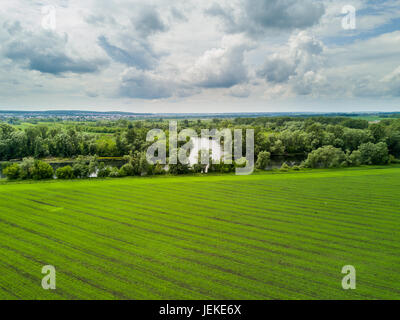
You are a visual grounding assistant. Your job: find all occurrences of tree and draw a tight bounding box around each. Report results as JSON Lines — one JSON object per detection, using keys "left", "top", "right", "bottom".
{"left": 192, "top": 150, "right": 207, "bottom": 174}
{"left": 88, "top": 157, "right": 99, "bottom": 176}
{"left": 72, "top": 160, "right": 90, "bottom": 178}
{"left": 10, "top": 131, "right": 28, "bottom": 158}
{"left": 122, "top": 152, "right": 143, "bottom": 175}
{"left": 3, "top": 163, "right": 21, "bottom": 180}
{"left": 304, "top": 146, "right": 346, "bottom": 168}
{"left": 256, "top": 151, "right": 271, "bottom": 170}
{"left": 97, "top": 162, "right": 111, "bottom": 178}
{"left": 19, "top": 157, "right": 35, "bottom": 180}
{"left": 342, "top": 128, "right": 373, "bottom": 151}
{"left": 138, "top": 152, "right": 151, "bottom": 175}
{"left": 119, "top": 163, "right": 135, "bottom": 176}
{"left": 341, "top": 119, "right": 369, "bottom": 129}
{"left": 95, "top": 137, "right": 118, "bottom": 156}
{"left": 346, "top": 150, "right": 362, "bottom": 167}
{"left": 0, "top": 123, "right": 15, "bottom": 139}
{"left": 358, "top": 142, "right": 389, "bottom": 165}
{"left": 270, "top": 139, "right": 285, "bottom": 154}
{"left": 55, "top": 166, "right": 74, "bottom": 179}
{"left": 109, "top": 167, "right": 120, "bottom": 178}
{"left": 115, "top": 133, "right": 129, "bottom": 156}
{"left": 386, "top": 130, "right": 400, "bottom": 157}
{"left": 126, "top": 128, "right": 136, "bottom": 144}
{"left": 34, "top": 136, "right": 49, "bottom": 158}
{"left": 369, "top": 123, "right": 386, "bottom": 142}
{"left": 31, "top": 160, "right": 54, "bottom": 180}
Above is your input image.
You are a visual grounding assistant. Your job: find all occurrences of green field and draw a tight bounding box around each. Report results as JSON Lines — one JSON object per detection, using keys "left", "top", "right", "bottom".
{"left": 0, "top": 167, "right": 399, "bottom": 299}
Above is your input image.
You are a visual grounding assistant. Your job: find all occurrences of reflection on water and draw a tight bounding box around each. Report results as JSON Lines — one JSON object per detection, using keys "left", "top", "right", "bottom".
{"left": 188, "top": 137, "right": 224, "bottom": 165}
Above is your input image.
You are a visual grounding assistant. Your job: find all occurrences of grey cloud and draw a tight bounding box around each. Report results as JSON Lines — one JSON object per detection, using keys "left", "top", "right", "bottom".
{"left": 3, "top": 21, "right": 22, "bottom": 35}
{"left": 85, "top": 14, "right": 116, "bottom": 26}
{"left": 258, "top": 32, "right": 324, "bottom": 85}
{"left": 25, "top": 54, "right": 100, "bottom": 75}
{"left": 2, "top": 26, "right": 105, "bottom": 75}
{"left": 383, "top": 67, "right": 400, "bottom": 97}
{"left": 118, "top": 40, "right": 250, "bottom": 100}
{"left": 205, "top": 3, "right": 236, "bottom": 28}
{"left": 98, "top": 36, "right": 159, "bottom": 70}
{"left": 258, "top": 58, "right": 296, "bottom": 83}
{"left": 96, "top": 5, "right": 169, "bottom": 70}
{"left": 345, "top": 69, "right": 400, "bottom": 98}
{"left": 228, "top": 85, "right": 251, "bottom": 98}
{"left": 119, "top": 68, "right": 174, "bottom": 99}
{"left": 86, "top": 90, "right": 99, "bottom": 98}
{"left": 132, "top": 6, "right": 168, "bottom": 38}
{"left": 206, "top": 0, "right": 325, "bottom": 37}
{"left": 170, "top": 7, "right": 187, "bottom": 22}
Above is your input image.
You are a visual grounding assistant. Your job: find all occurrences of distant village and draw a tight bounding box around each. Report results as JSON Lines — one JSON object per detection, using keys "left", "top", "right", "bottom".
{"left": 0, "top": 110, "right": 399, "bottom": 123}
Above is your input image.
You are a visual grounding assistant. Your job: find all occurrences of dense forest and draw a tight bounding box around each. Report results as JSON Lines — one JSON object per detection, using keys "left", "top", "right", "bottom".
{"left": 1, "top": 116, "right": 400, "bottom": 180}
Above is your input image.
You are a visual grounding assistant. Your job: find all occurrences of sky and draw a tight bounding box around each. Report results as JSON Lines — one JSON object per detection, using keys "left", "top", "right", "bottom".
{"left": 0, "top": 0, "right": 400, "bottom": 113}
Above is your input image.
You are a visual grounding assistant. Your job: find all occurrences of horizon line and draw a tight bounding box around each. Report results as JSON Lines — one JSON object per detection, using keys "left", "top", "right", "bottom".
{"left": 0, "top": 109, "right": 399, "bottom": 115}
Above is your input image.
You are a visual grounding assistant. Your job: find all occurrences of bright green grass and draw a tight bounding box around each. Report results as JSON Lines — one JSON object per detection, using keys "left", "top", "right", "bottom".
{"left": 0, "top": 167, "right": 399, "bottom": 300}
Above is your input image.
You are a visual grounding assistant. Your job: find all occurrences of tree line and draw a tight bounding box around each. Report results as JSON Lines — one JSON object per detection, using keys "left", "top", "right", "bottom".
{"left": 1, "top": 116, "right": 400, "bottom": 180}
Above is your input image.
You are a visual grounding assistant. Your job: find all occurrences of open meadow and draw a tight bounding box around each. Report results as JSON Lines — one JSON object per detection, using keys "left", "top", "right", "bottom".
{"left": 0, "top": 167, "right": 399, "bottom": 299}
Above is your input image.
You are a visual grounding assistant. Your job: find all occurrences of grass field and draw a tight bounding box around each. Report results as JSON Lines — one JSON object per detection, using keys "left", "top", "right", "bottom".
{"left": 0, "top": 167, "right": 399, "bottom": 299}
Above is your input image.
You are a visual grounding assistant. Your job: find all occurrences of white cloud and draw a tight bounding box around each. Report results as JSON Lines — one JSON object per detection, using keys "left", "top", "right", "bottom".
{"left": 0, "top": 0, "right": 399, "bottom": 111}
{"left": 257, "top": 31, "right": 325, "bottom": 94}
{"left": 184, "top": 36, "right": 250, "bottom": 89}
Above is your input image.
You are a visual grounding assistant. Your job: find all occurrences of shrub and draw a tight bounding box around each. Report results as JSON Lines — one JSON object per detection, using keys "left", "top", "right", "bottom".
{"left": 72, "top": 162, "right": 89, "bottom": 178}
{"left": 98, "top": 167, "right": 111, "bottom": 178}
{"left": 280, "top": 162, "right": 290, "bottom": 171}
{"left": 97, "top": 162, "right": 111, "bottom": 178}
{"left": 256, "top": 151, "right": 271, "bottom": 170}
{"left": 304, "top": 146, "right": 346, "bottom": 168}
{"left": 55, "top": 166, "right": 74, "bottom": 179}
{"left": 0, "top": 162, "right": 13, "bottom": 171}
{"left": 234, "top": 157, "right": 247, "bottom": 169}
{"left": 389, "top": 155, "right": 400, "bottom": 164}
{"left": 3, "top": 163, "right": 21, "bottom": 180}
{"left": 88, "top": 158, "right": 98, "bottom": 175}
{"left": 153, "top": 161, "right": 166, "bottom": 175}
{"left": 192, "top": 163, "right": 204, "bottom": 173}
{"left": 219, "top": 161, "right": 235, "bottom": 173}
{"left": 119, "top": 163, "right": 135, "bottom": 176}
{"left": 31, "top": 160, "right": 54, "bottom": 180}
{"left": 109, "top": 167, "right": 120, "bottom": 178}
{"left": 19, "top": 157, "right": 35, "bottom": 180}
{"left": 139, "top": 152, "right": 151, "bottom": 175}
{"left": 169, "top": 162, "right": 191, "bottom": 175}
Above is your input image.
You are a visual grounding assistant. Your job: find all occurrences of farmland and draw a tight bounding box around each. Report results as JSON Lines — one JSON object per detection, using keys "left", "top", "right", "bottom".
{"left": 0, "top": 167, "right": 399, "bottom": 299}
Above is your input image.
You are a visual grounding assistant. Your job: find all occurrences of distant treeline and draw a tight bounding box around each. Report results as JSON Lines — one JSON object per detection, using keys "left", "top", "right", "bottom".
{"left": 1, "top": 111, "right": 400, "bottom": 124}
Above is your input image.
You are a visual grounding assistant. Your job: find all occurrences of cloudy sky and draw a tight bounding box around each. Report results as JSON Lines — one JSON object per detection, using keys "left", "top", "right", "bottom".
{"left": 1, "top": 0, "right": 400, "bottom": 113}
